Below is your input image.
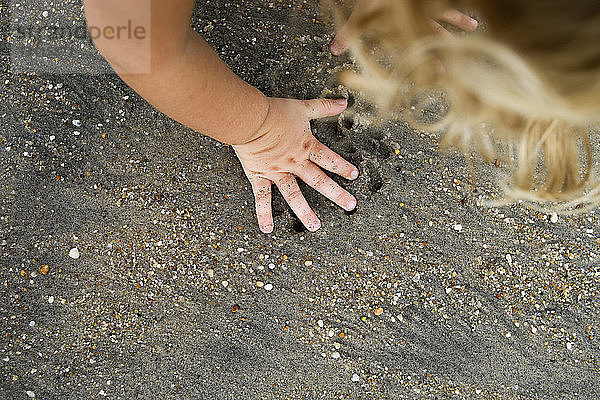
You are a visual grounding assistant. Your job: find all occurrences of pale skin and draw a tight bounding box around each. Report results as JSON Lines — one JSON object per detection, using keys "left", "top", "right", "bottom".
{"left": 83, "top": 0, "right": 476, "bottom": 233}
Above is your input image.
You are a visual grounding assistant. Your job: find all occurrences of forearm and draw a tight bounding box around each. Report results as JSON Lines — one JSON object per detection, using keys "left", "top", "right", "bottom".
{"left": 83, "top": 0, "right": 268, "bottom": 145}
{"left": 118, "top": 30, "right": 269, "bottom": 145}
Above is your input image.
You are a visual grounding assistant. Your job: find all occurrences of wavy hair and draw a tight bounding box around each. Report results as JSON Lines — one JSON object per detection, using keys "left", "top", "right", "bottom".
{"left": 335, "top": 0, "right": 600, "bottom": 212}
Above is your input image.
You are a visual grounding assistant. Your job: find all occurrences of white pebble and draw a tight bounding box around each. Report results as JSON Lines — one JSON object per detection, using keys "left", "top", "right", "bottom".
{"left": 550, "top": 213, "right": 558, "bottom": 223}
{"left": 264, "top": 283, "right": 273, "bottom": 291}
{"left": 567, "top": 342, "right": 573, "bottom": 350}
{"left": 304, "top": 260, "right": 313, "bottom": 266}
{"left": 331, "top": 351, "right": 340, "bottom": 359}
{"left": 206, "top": 269, "right": 214, "bottom": 278}
{"left": 351, "top": 374, "right": 360, "bottom": 382}
{"left": 531, "top": 326, "right": 537, "bottom": 334}
{"left": 42, "top": 11, "right": 48, "bottom": 18}
{"left": 29, "top": 321, "right": 35, "bottom": 327}
{"left": 49, "top": 135, "right": 55, "bottom": 141}
{"left": 221, "top": 280, "right": 228, "bottom": 288}
{"left": 236, "top": 247, "right": 244, "bottom": 253}
{"left": 26, "top": 391, "right": 35, "bottom": 398}
{"left": 317, "top": 319, "right": 324, "bottom": 328}
{"left": 452, "top": 224, "right": 463, "bottom": 232}
{"left": 48, "top": 296, "right": 54, "bottom": 304}
{"left": 72, "top": 120, "right": 81, "bottom": 127}
{"left": 73, "top": 131, "right": 80, "bottom": 136}
{"left": 506, "top": 254, "right": 512, "bottom": 265}
{"left": 69, "top": 247, "right": 80, "bottom": 259}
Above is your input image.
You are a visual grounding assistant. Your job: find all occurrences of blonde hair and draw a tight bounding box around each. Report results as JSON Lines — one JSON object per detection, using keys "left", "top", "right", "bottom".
{"left": 336, "top": 0, "right": 600, "bottom": 212}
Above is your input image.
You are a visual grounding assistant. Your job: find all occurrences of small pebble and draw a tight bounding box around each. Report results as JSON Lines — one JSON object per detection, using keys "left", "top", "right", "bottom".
{"left": 331, "top": 351, "right": 340, "bottom": 359}
{"left": 374, "top": 307, "right": 384, "bottom": 316}
{"left": 317, "top": 320, "right": 324, "bottom": 328}
{"left": 305, "top": 260, "right": 313, "bottom": 267}
{"left": 26, "top": 391, "right": 35, "bottom": 398}
{"left": 48, "top": 296, "right": 54, "bottom": 304}
{"left": 42, "top": 11, "right": 48, "bottom": 17}
{"left": 567, "top": 342, "right": 573, "bottom": 350}
{"left": 69, "top": 247, "right": 80, "bottom": 259}
{"left": 256, "top": 281, "right": 264, "bottom": 288}
{"left": 39, "top": 264, "right": 49, "bottom": 275}
{"left": 221, "top": 280, "right": 228, "bottom": 288}
{"left": 453, "top": 224, "right": 463, "bottom": 232}
{"left": 550, "top": 213, "right": 558, "bottom": 223}
{"left": 29, "top": 321, "right": 35, "bottom": 327}
{"left": 72, "top": 120, "right": 81, "bottom": 127}
{"left": 351, "top": 374, "right": 360, "bottom": 382}
{"left": 206, "top": 269, "right": 214, "bottom": 278}
{"left": 264, "top": 283, "right": 273, "bottom": 291}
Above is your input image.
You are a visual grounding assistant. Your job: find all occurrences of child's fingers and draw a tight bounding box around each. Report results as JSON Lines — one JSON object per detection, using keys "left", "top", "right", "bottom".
{"left": 294, "top": 161, "right": 357, "bottom": 212}
{"left": 429, "top": 19, "right": 452, "bottom": 37}
{"left": 274, "top": 173, "right": 321, "bottom": 232}
{"left": 437, "top": 9, "right": 478, "bottom": 31}
{"left": 330, "top": 0, "right": 384, "bottom": 56}
{"left": 249, "top": 176, "right": 274, "bottom": 233}
{"left": 329, "top": 26, "right": 354, "bottom": 56}
{"left": 303, "top": 98, "right": 348, "bottom": 120}
{"left": 309, "top": 141, "right": 359, "bottom": 181}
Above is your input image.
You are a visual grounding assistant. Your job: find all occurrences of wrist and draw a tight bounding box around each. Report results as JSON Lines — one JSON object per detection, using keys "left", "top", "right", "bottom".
{"left": 229, "top": 93, "right": 270, "bottom": 146}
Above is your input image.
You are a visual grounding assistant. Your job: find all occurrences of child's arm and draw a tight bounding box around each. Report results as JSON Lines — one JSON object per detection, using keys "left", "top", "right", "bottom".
{"left": 83, "top": 0, "right": 358, "bottom": 233}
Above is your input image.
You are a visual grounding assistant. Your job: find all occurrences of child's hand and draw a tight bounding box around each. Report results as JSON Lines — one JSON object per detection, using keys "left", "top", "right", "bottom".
{"left": 233, "top": 98, "right": 359, "bottom": 233}
{"left": 329, "top": 0, "right": 479, "bottom": 56}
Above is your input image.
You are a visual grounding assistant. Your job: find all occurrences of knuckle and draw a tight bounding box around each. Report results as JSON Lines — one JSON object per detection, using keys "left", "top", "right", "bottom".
{"left": 313, "top": 173, "right": 328, "bottom": 188}
{"left": 286, "top": 188, "right": 303, "bottom": 202}
{"left": 255, "top": 189, "right": 271, "bottom": 202}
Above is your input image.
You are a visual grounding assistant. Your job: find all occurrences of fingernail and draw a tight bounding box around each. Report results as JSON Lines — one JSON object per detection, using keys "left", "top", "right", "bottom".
{"left": 309, "top": 220, "right": 321, "bottom": 232}
{"left": 346, "top": 197, "right": 357, "bottom": 211}
{"left": 469, "top": 18, "right": 478, "bottom": 29}
{"left": 350, "top": 168, "right": 359, "bottom": 180}
{"left": 261, "top": 224, "right": 273, "bottom": 234}
{"left": 335, "top": 98, "right": 347, "bottom": 106}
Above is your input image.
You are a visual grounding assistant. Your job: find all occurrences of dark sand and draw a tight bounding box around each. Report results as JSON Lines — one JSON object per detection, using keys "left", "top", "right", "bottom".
{"left": 1, "top": 1, "right": 600, "bottom": 399}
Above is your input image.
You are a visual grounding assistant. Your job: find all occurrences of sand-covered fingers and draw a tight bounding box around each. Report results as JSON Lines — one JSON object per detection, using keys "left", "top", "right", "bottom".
{"left": 309, "top": 140, "right": 359, "bottom": 180}
{"left": 248, "top": 175, "right": 274, "bottom": 233}
{"left": 295, "top": 161, "right": 357, "bottom": 212}
{"left": 275, "top": 173, "right": 321, "bottom": 232}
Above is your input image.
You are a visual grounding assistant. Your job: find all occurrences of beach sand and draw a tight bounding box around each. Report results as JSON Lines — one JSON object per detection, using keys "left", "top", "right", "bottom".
{"left": 1, "top": 1, "right": 600, "bottom": 398}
